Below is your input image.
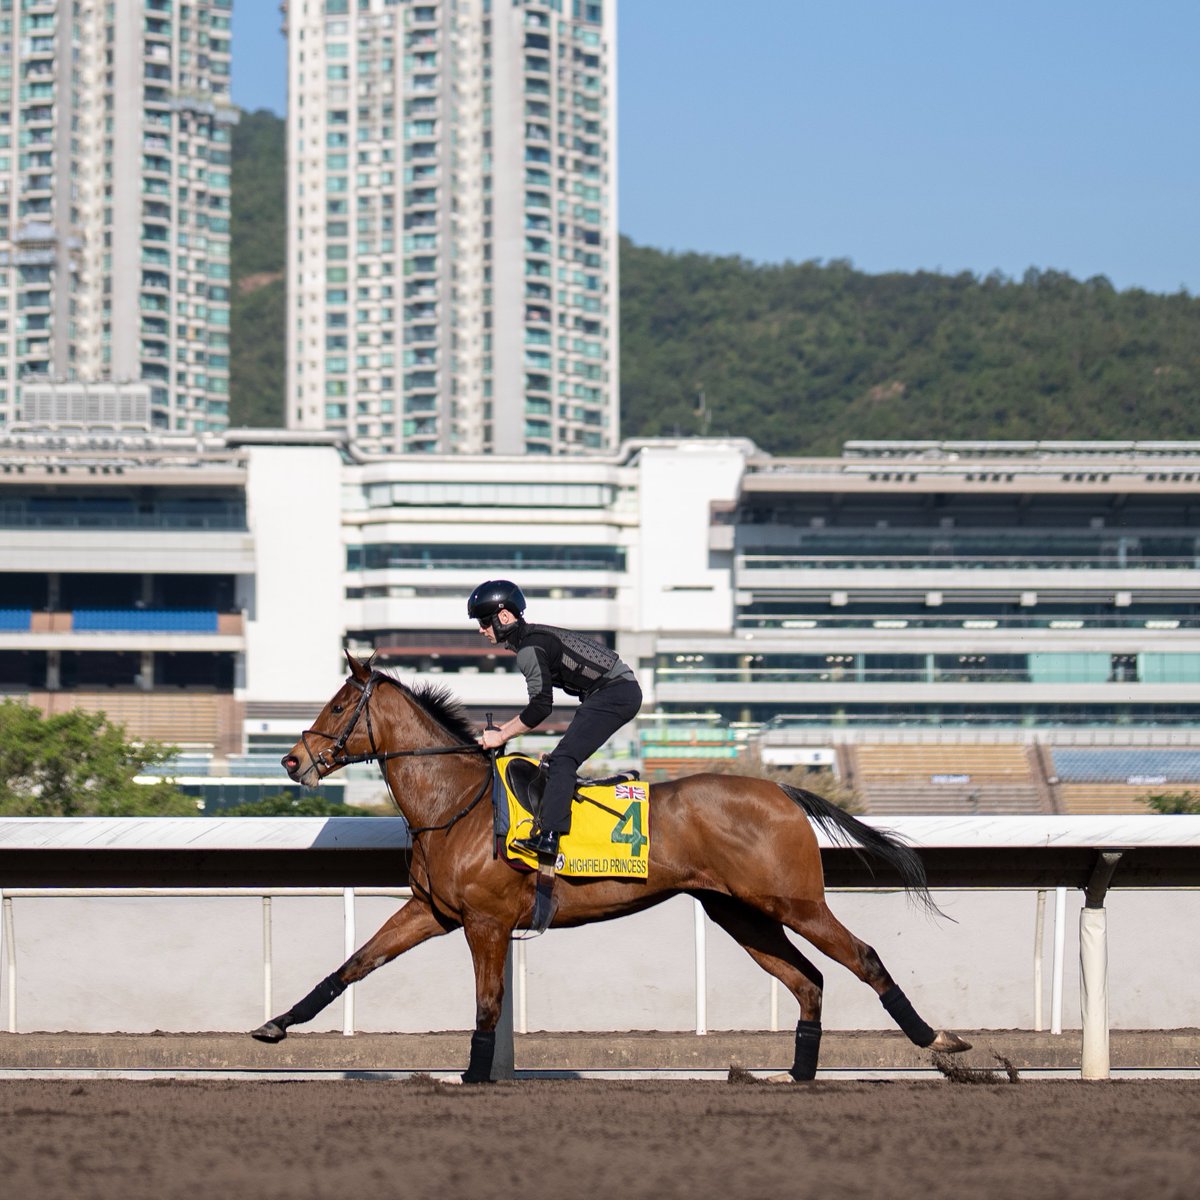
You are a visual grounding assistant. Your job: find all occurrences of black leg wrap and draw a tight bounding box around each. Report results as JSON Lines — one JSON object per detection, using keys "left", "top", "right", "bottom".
{"left": 462, "top": 1030, "right": 497, "bottom": 1084}
{"left": 284, "top": 972, "right": 348, "bottom": 1027}
{"left": 790, "top": 1019, "right": 823, "bottom": 1081}
{"left": 880, "top": 984, "right": 936, "bottom": 1048}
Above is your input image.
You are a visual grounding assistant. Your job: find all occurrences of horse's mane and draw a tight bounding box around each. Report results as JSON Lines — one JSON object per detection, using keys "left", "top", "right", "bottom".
{"left": 399, "top": 677, "right": 478, "bottom": 746}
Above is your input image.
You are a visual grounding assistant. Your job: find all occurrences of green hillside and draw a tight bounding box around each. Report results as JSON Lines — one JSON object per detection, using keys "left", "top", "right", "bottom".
{"left": 230, "top": 110, "right": 1200, "bottom": 451}
{"left": 620, "top": 241, "right": 1200, "bottom": 454}
{"left": 230, "top": 109, "right": 286, "bottom": 427}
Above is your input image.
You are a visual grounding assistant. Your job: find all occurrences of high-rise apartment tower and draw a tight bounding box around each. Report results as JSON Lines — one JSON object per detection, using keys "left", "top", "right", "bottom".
{"left": 286, "top": 0, "right": 617, "bottom": 454}
{"left": 0, "top": 0, "right": 235, "bottom": 431}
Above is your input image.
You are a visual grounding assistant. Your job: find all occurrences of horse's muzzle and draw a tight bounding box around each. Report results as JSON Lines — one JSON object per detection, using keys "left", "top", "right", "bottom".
{"left": 281, "top": 753, "right": 301, "bottom": 778}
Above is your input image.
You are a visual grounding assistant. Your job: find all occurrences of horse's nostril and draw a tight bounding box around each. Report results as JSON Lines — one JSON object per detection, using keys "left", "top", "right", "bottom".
{"left": 282, "top": 755, "right": 300, "bottom": 771}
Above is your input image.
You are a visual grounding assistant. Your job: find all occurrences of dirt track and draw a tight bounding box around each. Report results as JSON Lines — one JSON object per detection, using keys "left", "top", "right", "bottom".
{"left": 2, "top": 1078, "right": 1197, "bottom": 1200}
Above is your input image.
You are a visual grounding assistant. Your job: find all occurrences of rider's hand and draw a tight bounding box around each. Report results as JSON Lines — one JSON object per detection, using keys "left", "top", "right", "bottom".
{"left": 479, "top": 728, "right": 507, "bottom": 750}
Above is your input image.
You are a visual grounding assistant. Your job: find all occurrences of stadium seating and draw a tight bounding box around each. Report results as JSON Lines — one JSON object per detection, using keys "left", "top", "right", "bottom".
{"left": 1057, "top": 784, "right": 1159, "bottom": 815}
{"left": 71, "top": 609, "right": 220, "bottom": 633}
{"left": 852, "top": 743, "right": 1045, "bottom": 815}
{"left": 0, "top": 608, "right": 32, "bottom": 631}
{"left": 1051, "top": 747, "right": 1200, "bottom": 784}
{"left": 26, "top": 691, "right": 242, "bottom": 755}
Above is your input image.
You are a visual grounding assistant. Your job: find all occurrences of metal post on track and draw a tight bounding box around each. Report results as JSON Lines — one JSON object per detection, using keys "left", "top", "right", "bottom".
{"left": 694, "top": 897, "right": 708, "bottom": 1036}
{"left": 492, "top": 945, "right": 515, "bottom": 1081}
{"left": 1080, "top": 851, "right": 1124, "bottom": 1081}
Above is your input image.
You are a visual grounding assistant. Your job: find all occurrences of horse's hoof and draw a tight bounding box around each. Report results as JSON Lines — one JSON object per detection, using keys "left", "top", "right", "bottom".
{"left": 763, "top": 1071, "right": 798, "bottom": 1084}
{"left": 929, "top": 1030, "right": 971, "bottom": 1054}
{"left": 250, "top": 1021, "right": 287, "bottom": 1044}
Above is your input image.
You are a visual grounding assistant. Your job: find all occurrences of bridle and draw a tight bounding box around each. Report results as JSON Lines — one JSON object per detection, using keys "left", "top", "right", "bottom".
{"left": 298, "top": 670, "right": 492, "bottom": 839}
{"left": 300, "top": 670, "right": 486, "bottom": 772}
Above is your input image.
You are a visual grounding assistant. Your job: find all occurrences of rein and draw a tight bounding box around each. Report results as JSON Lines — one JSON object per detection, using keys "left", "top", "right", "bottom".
{"left": 332, "top": 744, "right": 484, "bottom": 766}
{"left": 300, "top": 669, "right": 490, "bottom": 839}
{"left": 405, "top": 769, "right": 493, "bottom": 838}
{"left": 301, "top": 670, "right": 487, "bottom": 770}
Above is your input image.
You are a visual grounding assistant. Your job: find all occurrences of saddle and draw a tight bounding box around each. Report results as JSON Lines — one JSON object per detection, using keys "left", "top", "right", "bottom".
{"left": 501, "top": 755, "right": 640, "bottom": 815}
{"left": 492, "top": 754, "right": 651, "bottom": 880}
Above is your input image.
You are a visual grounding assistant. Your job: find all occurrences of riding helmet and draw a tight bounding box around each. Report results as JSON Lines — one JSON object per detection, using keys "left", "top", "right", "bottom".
{"left": 467, "top": 579, "right": 527, "bottom": 622}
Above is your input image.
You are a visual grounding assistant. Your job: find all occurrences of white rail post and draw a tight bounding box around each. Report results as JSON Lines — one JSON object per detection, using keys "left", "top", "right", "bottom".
{"left": 262, "top": 895, "right": 273, "bottom": 1023}
{"left": 1051, "top": 886, "right": 1067, "bottom": 1035}
{"left": 516, "top": 937, "right": 528, "bottom": 1035}
{"left": 2, "top": 892, "right": 14, "bottom": 1034}
{"left": 342, "top": 887, "right": 355, "bottom": 1036}
{"left": 693, "top": 898, "right": 707, "bottom": 1036}
{"left": 1033, "top": 890, "right": 1046, "bottom": 1032}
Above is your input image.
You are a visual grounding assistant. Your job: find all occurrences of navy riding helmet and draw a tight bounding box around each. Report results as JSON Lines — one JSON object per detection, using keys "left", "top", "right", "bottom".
{"left": 467, "top": 579, "right": 527, "bottom": 641}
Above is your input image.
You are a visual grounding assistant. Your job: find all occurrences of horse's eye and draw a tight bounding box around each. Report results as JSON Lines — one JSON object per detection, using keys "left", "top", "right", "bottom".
{"left": 331, "top": 704, "right": 344, "bottom": 714}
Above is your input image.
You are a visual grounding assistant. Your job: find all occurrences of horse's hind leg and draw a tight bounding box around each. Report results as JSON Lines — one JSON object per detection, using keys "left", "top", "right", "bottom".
{"left": 698, "top": 893, "right": 826, "bottom": 1081}
{"left": 250, "top": 898, "right": 452, "bottom": 1043}
{"left": 772, "top": 897, "right": 971, "bottom": 1055}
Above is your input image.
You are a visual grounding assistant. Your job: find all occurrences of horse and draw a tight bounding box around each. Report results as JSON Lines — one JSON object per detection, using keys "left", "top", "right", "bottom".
{"left": 251, "top": 652, "right": 971, "bottom": 1081}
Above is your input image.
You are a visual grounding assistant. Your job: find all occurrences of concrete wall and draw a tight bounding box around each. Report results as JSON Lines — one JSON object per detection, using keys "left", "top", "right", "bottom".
{"left": 635, "top": 444, "right": 744, "bottom": 634}
{"left": 3, "top": 889, "right": 1196, "bottom": 1034}
{"left": 242, "top": 444, "right": 346, "bottom": 702}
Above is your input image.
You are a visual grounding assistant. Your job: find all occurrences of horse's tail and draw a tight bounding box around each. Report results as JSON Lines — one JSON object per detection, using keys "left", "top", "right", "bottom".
{"left": 780, "top": 784, "right": 940, "bottom": 915}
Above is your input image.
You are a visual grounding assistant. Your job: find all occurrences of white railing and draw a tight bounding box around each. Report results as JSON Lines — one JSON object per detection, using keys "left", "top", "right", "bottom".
{"left": 4, "top": 814, "right": 1200, "bottom": 1079}
{"left": 0, "top": 885, "right": 1073, "bottom": 1042}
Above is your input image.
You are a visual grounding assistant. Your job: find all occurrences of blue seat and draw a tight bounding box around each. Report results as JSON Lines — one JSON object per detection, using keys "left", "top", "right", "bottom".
{"left": 1052, "top": 747, "right": 1200, "bottom": 783}
{"left": 0, "top": 608, "right": 32, "bottom": 631}
{"left": 72, "top": 608, "right": 219, "bottom": 633}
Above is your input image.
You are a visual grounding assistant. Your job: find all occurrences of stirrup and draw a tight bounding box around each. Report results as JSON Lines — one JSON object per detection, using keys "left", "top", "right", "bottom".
{"left": 511, "top": 829, "right": 560, "bottom": 860}
{"left": 514, "top": 851, "right": 559, "bottom": 939}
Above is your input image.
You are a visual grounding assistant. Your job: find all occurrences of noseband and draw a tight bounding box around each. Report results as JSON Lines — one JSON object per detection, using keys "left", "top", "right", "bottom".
{"left": 300, "top": 671, "right": 486, "bottom": 773}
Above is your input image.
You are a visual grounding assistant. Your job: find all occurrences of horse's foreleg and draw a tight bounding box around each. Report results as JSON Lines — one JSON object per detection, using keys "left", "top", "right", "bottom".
{"left": 459, "top": 914, "right": 514, "bottom": 1084}
{"left": 250, "top": 898, "right": 453, "bottom": 1043}
{"left": 698, "top": 892, "right": 825, "bottom": 1081}
{"left": 772, "top": 897, "right": 971, "bottom": 1055}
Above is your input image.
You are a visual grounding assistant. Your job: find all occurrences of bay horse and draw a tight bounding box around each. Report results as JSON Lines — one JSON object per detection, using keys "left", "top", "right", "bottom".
{"left": 252, "top": 653, "right": 971, "bottom": 1081}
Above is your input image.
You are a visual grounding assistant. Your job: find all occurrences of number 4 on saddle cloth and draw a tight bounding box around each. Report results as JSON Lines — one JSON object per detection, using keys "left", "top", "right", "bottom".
{"left": 493, "top": 754, "right": 650, "bottom": 879}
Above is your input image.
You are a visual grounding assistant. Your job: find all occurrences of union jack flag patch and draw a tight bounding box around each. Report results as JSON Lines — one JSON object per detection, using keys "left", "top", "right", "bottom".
{"left": 614, "top": 783, "right": 646, "bottom": 801}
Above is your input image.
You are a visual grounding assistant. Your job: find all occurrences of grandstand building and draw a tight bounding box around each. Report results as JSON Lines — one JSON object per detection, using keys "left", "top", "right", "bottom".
{"left": 3, "top": 425, "right": 1200, "bottom": 813}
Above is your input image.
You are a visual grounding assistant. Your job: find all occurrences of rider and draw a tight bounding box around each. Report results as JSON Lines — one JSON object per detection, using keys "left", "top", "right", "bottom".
{"left": 468, "top": 579, "right": 642, "bottom": 860}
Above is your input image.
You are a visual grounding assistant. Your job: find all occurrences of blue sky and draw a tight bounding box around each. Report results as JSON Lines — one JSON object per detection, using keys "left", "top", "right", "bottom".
{"left": 232, "top": 1, "right": 1198, "bottom": 295}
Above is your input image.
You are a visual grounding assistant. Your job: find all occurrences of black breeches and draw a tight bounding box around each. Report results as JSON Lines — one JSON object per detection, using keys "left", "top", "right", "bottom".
{"left": 538, "top": 679, "right": 642, "bottom": 833}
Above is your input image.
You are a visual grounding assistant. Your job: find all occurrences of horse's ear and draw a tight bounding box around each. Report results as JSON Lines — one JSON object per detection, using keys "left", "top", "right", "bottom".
{"left": 345, "top": 648, "right": 371, "bottom": 681}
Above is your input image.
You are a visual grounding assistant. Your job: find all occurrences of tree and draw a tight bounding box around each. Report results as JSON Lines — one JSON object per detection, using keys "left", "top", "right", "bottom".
{"left": 1141, "top": 790, "right": 1200, "bottom": 815}
{"left": 0, "top": 700, "right": 196, "bottom": 816}
{"left": 219, "top": 791, "right": 382, "bottom": 816}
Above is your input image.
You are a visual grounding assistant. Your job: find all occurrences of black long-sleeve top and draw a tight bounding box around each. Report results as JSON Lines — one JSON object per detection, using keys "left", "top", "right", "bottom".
{"left": 503, "top": 621, "right": 636, "bottom": 728}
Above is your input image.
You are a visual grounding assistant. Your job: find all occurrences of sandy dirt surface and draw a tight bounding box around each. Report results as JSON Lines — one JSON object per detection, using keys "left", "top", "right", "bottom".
{"left": 1, "top": 1077, "right": 1197, "bottom": 1200}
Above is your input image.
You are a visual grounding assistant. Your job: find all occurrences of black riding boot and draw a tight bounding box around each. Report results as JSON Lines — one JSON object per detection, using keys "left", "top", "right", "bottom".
{"left": 511, "top": 829, "right": 560, "bottom": 861}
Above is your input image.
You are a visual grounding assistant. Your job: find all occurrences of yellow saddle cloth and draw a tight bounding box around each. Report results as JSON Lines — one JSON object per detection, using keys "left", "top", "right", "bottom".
{"left": 497, "top": 754, "right": 650, "bottom": 879}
